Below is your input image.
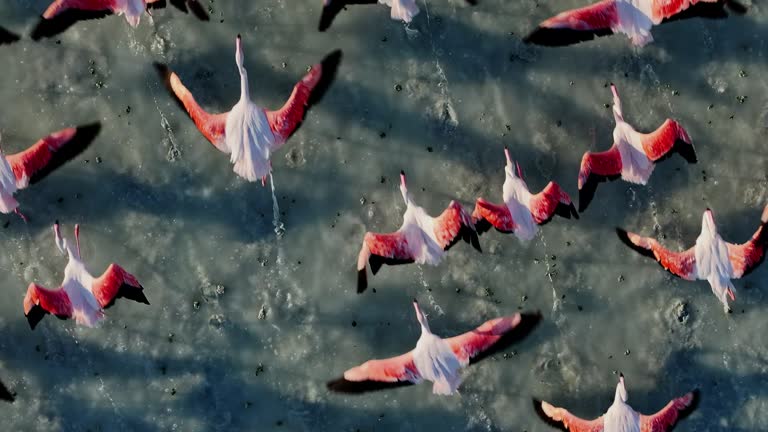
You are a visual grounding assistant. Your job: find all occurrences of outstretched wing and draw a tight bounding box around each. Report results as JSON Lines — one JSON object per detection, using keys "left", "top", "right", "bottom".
{"left": 433, "top": 200, "right": 480, "bottom": 252}
{"left": 23, "top": 283, "right": 73, "bottom": 330}
{"left": 32, "top": 0, "right": 113, "bottom": 40}
{"left": 327, "top": 351, "right": 420, "bottom": 393}
{"left": 639, "top": 389, "right": 699, "bottom": 432}
{"left": 727, "top": 206, "right": 768, "bottom": 278}
{"left": 357, "top": 231, "right": 415, "bottom": 293}
{"left": 578, "top": 145, "right": 622, "bottom": 212}
{"left": 525, "top": 0, "right": 617, "bottom": 47}
{"left": 534, "top": 399, "right": 605, "bottom": 432}
{"left": 92, "top": 264, "right": 149, "bottom": 309}
{"left": 638, "top": 119, "right": 696, "bottom": 163}
{"left": 472, "top": 198, "right": 515, "bottom": 234}
{"left": 530, "top": 181, "right": 579, "bottom": 224}
{"left": 445, "top": 311, "right": 541, "bottom": 365}
{"left": 617, "top": 229, "right": 696, "bottom": 280}
{"left": 650, "top": 0, "right": 719, "bottom": 22}
{"left": 7, "top": 124, "right": 99, "bottom": 187}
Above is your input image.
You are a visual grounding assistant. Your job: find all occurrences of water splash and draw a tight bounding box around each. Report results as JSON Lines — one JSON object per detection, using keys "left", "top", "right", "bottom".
{"left": 269, "top": 172, "right": 285, "bottom": 240}
{"left": 417, "top": 266, "right": 445, "bottom": 316}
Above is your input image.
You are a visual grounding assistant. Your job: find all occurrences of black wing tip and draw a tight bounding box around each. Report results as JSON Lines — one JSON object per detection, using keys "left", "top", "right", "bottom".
{"left": 326, "top": 376, "right": 413, "bottom": 393}
{"left": 25, "top": 305, "right": 48, "bottom": 330}
{"left": 304, "top": 49, "right": 343, "bottom": 111}
{"left": 0, "top": 382, "right": 14, "bottom": 403}
{"left": 725, "top": 0, "right": 748, "bottom": 14}
{"left": 0, "top": 26, "right": 21, "bottom": 45}
{"left": 120, "top": 283, "right": 151, "bottom": 306}
{"left": 683, "top": 389, "right": 701, "bottom": 417}
{"left": 523, "top": 26, "right": 611, "bottom": 47}
{"left": 357, "top": 268, "right": 368, "bottom": 294}
{"left": 674, "top": 139, "right": 698, "bottom": 164}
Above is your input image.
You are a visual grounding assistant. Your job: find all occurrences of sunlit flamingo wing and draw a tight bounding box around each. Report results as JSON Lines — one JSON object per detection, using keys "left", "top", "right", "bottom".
{"left": 727, "top": 206, "right": 768, "bottom": 278}
{"left": 23, "top": 283, "right": 73, "bottom": 330}
{"left": 617, "top": 229, "right": 696, "bottom": 279}
{"left": 92, "top": 264, "right": 149, "bottom": 309}
{"left": 525, "top": 0, "right": 617, "bottom": 46}
{"left": 357, "top": 231, "right": 414, "bottom": 293}
{"left": 7, "top": 124, "right": 100, "bottom": 187}
{"left": 530, "top": 181, "right": 579, "bottom": 224}
{"left": 578, "top": 144, "right": 622, "bottom": 212}
{"left": 638, "top": 119, "right": 696, "bottom": 163}
{"left": 535, "top": 399, "right": 605, "bottom": 432}
{"left": 327, "top": 352, "right": 420, "bottom": 393}
{"left": 472, "top": 198, "right": 515, "bottom": 234}
{"left": 433, "top": 200, "right": 480, "bottom": 252}
{"left": 446, "top": 311, "right": 541, "bottom": 365}
{"left": 639, "top": 390, "right": 699, "bottom": 432}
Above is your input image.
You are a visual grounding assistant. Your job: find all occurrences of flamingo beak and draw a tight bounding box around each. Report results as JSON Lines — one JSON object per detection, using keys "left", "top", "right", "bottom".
{"left": 235, "top": 34, "right": 244, "bottom": 69}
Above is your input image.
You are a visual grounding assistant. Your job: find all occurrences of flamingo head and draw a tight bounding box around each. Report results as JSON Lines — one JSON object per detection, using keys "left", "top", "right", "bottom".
{"left": 235, "top": 34, "right": 245, "bottom": 71}
{"left": 53, "top": 221, "right": 68, "bottom": 255}
{"left": 412, "top": 299, "right": 430, "bottom": 333}
{"left": 503, "top": 147, "right": 524, "bottom": 178}
{"left": 399, "top": 171, "right": 411, "bottom": 204}
{"left": 615, "top": 373, "right": 628, "bottom": 403}
{"left": 701, "top": 208, "right": 717, "bottom": 238}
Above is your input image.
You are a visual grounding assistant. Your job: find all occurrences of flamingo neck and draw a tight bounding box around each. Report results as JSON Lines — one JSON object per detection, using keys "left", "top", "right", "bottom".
{"left": 239, "top": 68, "right": 250, "bottom": 101}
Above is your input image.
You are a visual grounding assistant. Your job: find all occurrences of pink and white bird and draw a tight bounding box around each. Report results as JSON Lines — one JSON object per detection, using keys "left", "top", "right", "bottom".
{"left": 535, "top": 374, "right": 699, "bottom": 432}
{"left": 617, "top": 205, "right": 768, "bottom": 313}
{"left": 472, "top": 147, "right": 577, "bottom": 241}
{"left": 159, "top": 35, "right": 341, "bottom": 185}
{"left": 577, "top": 84, "right": 696, "bottom": 211}
{"left": 356, "top": 171, "right": 480, "bottom": 293}
{"left": 328, "top": 300, "right": 541, "bottom": 394}
{"left": 23, "top": 223, "right": 149, "bottom": 330}
{"left": 525, "top": 0, "right": 744, "bottom": 47}
{"left": 0, "top": 124, "right": 99, "bottom": 221}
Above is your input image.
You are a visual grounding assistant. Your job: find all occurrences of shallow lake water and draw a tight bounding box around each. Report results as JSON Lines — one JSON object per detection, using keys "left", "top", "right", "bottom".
{"left": 0, "top": 0, "right": 767, "bottom": 431}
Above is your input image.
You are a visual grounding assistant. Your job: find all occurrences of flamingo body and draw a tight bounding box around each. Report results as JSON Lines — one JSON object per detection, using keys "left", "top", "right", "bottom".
{"left": 618, "top": 206, "right": 768, "bottom": 312}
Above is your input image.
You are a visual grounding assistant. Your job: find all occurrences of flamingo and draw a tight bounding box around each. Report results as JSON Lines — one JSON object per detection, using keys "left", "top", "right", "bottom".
{"left": 0, "top": 124, "right": 100, "bottom": 221}
{"left": 319, "top": 0, "right": 478, "bottom": 31}
{"left": 472, "top": 147, "right": 577, "bottom": 241}
{"left": 328, "top": 300, "right": 541, "bottom": 394}
{"left": 617, "top": 205, "right": 768, "bottom": 313}
{"left": 0, "top": 380, "right": 12, "bottom": 402}
{"left": 157, "top": 35, "right": 341, "bottom": 185}
{"left": 356, "top": 171, "right": 480, "bottom": 293}
{"left": 23, "top": 223, "right": 150, "bottom": 330}
{"left": 32, "top": 0, "right": 208, "bottom": 40}
{"left": 577, "top": 84, "right": 696, "bottom": 211}
{"left": 0, "top": 26, "right": 20, "bottom": 45}
{"left": 534, "top": 374, "right": 699, "bottom": 431}
{"left": 525, "top": 0, "right": 746, "bottom": 47}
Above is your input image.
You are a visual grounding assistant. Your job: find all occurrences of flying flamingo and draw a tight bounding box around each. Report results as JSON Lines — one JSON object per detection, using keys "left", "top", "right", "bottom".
{"left": 23, "top": 223, "right": 150, "bottom": 330}
{"left": 577, "top": 84, "right": 696, "bottom": 211}
{"left": 318, "top": 0, "right": 478, "bottom": 31}
{"left": 525, "top": 0, "right": 746, "bottom": 47}
{"left": 0, "top": 124, "right": 100, "bottom": 221}
{"left": 356, "top": 171, "right": 480, "bottom": 293}
{"left": 0, "top": 380, "right": 12, "bottom": 402}
{"left": 617, "top": 205, "right": 768, "bottom": 313}
{"left": 32, "top": 0, "right": 208, "bottom": 40}
{"left": 534, "top": 374, "right": 699, "bottom": 431}
{"left": 157, "top": 35, "right": 341, "bottom": 185}
{"left": 0, "top": 26, "right": 20, "bottom": 45}
{"left": 328, "top": 300, "right": 541, "bottom": 394}
{"left": 472, "top": 147, "right": 577, "bottom": 241}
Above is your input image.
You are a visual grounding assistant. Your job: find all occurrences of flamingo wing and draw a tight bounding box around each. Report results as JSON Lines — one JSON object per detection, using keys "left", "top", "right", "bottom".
{"left": 578, "top": 144, "right": 623, "bottom": 212}
{"left": 0, "top": 380, "right": 12, "bottom": 402}
{"left": 41, "top": 0, "right": 116, "bottom": 19}
{"left": 445, "top": 311, "right": 541, "bottom": 365}
{"left": 154, "top": 63, "right": 229, "bottom": 152}
{"left": 639, "top": 389, "right": 699, "bottom": 432}
{"left": 266, "top": 50, "right": 342, "bottom": 145}
{"left": 525, "top": 0, "right": 617, "bottom": 47}
{"left": 727, "top": 206, "right": 768, "bottom": 278}
{"left": 433, "top": 200, "right": 481, "bottom": 252}
{"left": 529, "top": 181, "right": 579, "bottom": 224}
{"left": 6, "top": 124, "right": 100, "bottom": 188}
{"left": 327, "top": 351, "right": 421, "bottom": 393}
{"left": 617, "top": 229, "right": 697, "bottom": 280}
{"left": 534, "top": 399, "right": 605, "bottom": 432}
{"left": 23, "top": 283, "right": 73, "bottom": 330}
{"left": 637, "top": 119, "right": 697, "bottom": 163}
{"left": 0, "top": 26, "right": 20, "bottom": 45}
{"left": 32, "top": 0, "right": 113, "bottom": 40}
{"left": 472, "top": 198, "right": 515, "bottom": 234}
{"left": 650, "top": 0, "right": 719, "bottom": 22}
{"left": 92, "top": 264, "right": 150, "bottom": 309}
{"left": 357, "top": 230, "right": 415, "bottom": 293}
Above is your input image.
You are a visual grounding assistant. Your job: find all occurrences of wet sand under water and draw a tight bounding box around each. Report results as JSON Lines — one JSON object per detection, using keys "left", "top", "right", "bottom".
{"left": 0, "top": 0, "right": 767, "bottom": 431}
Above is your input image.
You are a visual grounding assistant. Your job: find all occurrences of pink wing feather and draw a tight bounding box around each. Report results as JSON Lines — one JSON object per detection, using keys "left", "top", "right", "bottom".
{"left": 432, "top": 200, "right": 473, "bottom": 250}
{"left": 578, "top": 145, "right": 623, "bottom": 189}
{"left": 539, "top": 0, "right": 618, "bottom": 31}
{"left": 265, "top": 64, "right": 322, "bottom": 146}
{"left": 640, "top": 390, "right": 699, "bottom": 432}
{"left": 92, "top": 264, "right": 149, "bottom": 309}
{"left": 472, "top": 198, "right": 515, "bottom": 232}
{"left": 23, "top": 283, "right": 73, "bottom": 318}
{"left": 618, "top": 230, "right": 696, "bottom": 280}
{"left": 42, "top": 0, "right": 117, "bottom": 18}
{"left": 167, "top": 71, "right": 228, "bottom": 152}
{"left": 537, "top": 400, "right": 605, "bottom": 432}
{"left": 727, "top": 206, "right": 768, "bottom": 278}
{"left": 529, "top": 181, "right": 575, "bottom": 224}
{"left": 650, "top": 0, "right": 718, "bottom": 23}
{"left": 7, "top": 127, "right": 77, "bottom": 188}
{"left": 445, "top": 314, "right": 522, "bottom": 364}
{"left": 638, "top": 119, "right": 693, "bottom": 162}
